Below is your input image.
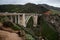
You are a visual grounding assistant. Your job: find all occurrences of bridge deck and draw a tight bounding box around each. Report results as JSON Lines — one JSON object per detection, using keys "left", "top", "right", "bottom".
{"left": 0, "top": 13, "right": 42, "bottom": 16}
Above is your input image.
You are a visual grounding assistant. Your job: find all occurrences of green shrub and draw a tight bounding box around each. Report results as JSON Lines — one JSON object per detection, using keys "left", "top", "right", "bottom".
{"left": 38, "top": 16, "right": 58, "bottom": 40}
{"left": 0, "top": 16, "right": 8, "bottom": 22}
{"left": 25, "top": 34, "right": 35, "bottom": 40}
{"left": 3, "top": 21, "right": 20, "bottom": 30}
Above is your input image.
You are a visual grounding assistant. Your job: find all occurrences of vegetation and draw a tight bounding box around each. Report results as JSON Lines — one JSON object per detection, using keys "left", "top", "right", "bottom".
{"left": 0, "top": 16, "right": 8, "bottom": 22}
{"left": 0, "top": 3, "right": 49, "bottom": 13}
{"left": 51, "top": 9, "right": 60, "bottom": 14}
{"left": 26, "top": 16, "right": 42, "bottom": 39}
{"left": 0, "top": 13, "right": 59, "bottom": 40}
{"left": 38, "top": 16, "right": 58, "bottom": 40}
{"left": 41, "top": 4, "right": 60, "bottom": 11}
{"left": 26, "top": 15, "right": 58, "bottom": 40}
{"left": 26, "top": 17, "right": 33, "bottom": 28}
{"left": 2, "top": 21, "right": 36, "bottom": 40}
{"left": 16, "top": 24, "right": 37, "bottom": 40}
{"left": 0, "top": 3, "right": 60, "bottom": 40}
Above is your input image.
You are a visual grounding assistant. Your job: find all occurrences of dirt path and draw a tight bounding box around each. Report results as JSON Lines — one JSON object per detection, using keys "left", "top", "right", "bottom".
{"left": 0, "top": 30, "right": 23, "bottom": 40}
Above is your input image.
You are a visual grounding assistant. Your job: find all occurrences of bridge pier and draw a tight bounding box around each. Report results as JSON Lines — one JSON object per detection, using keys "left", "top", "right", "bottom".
{"left": 10, "top": 14, "right": 26, "bottom": 27}
{"left": 18, "top": 15, "right": 20, "bottom": 24}
{"left": 0, "top": 13, "right": 41, "bottom": 27}
{"left": 33, "top": 15, "right": 38, "bottom": 27}
{"left": 15, "top": 15, "right": 17, "bottom": 23}
{"left": 22, "top": 14, "right": 26, "bottom": 27}
{"left": 10, "top": 15, "right": 13, "bottom": 22}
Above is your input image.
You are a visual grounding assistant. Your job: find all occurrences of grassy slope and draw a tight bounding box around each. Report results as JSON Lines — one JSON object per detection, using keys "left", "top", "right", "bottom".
{"left": 41, "top": 17, "right": 58, "bottom": 40}
{"left": 12, "top": 23, "right": 36, "bottom": 40}
{"left": 51, "top": 9, "right": 60, "bottom": 14}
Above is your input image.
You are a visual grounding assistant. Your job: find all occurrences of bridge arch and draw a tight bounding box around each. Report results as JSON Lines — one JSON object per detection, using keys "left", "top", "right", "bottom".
{"left": 26, "top": 16, "right": 33, "bottom": 28}
{"left": 0, "top": 13, "right": 40, "bottom": 27}
{"left": 26, "top": 15, "right": 38, "bottom": 27}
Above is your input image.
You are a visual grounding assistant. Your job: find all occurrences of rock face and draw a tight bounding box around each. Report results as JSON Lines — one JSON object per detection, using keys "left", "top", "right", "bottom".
{"left": 44, "top": 15, "right": 60, "bottom": 40}
{"left": 0, "top": 30, "right": 23, "bottom": 40}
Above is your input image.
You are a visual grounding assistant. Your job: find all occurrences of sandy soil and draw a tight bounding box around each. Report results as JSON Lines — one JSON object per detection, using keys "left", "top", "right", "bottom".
{"left": 0, "top": 30, "right": 23, "bottom": 40}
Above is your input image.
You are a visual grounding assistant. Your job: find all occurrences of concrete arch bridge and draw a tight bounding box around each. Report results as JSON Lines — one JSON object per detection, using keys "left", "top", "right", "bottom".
{"left": 0, "top": 13, "right": 42, "bottom": 27}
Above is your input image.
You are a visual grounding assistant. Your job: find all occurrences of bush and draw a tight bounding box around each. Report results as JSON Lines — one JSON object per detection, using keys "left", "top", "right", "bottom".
{"left": 3, "top": 21, "right": 20, "bottom": 30}
{"left": 38, "top": 16, "right": 58, "bottom": 40}
{"left": 0, "top": 16, "right": 8, "bottom": 22}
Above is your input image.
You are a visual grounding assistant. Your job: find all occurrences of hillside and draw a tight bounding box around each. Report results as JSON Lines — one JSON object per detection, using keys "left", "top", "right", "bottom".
{"left": 0, "top": 3, "right": 49, "bottom": 13}
{"left": 0, "top": 3, "right": 60, "bottom": 15}
{"left": 41, "top": 4, "right": 60, "bottom": 11}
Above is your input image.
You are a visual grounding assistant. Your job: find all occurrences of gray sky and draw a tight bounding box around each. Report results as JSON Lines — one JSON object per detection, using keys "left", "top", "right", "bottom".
{"left": 0, "top": 0, "right": 60, "bottom": 7}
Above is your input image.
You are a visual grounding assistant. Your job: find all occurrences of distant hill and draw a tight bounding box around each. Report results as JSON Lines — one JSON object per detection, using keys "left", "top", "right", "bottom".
{"left": 0, "top": 3, "right": 60, "bottom": 14}
{"left": 41, "top": 4, "right": 60, "bottom": 11}
{"left": 0, "top": 3, "right": 49, "bottom": 13}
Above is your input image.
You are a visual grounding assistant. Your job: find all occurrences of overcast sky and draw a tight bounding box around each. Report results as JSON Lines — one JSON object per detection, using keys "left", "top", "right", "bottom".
{"left": 0, "top": 0, "right": 60, "bottom": 7}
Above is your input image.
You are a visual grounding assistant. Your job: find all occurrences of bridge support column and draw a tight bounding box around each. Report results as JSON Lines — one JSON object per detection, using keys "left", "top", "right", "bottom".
{"left": 33, "top": 15, "right": 38, "bottom": 27}
{"left": 10, "top": 15, "right": 13, "bottom": 22}
{"left": 22, "top": 14, "right": 26, "bottom": 27}
{"left": 18, "top": 15, "right": 20, "bottom": 24}
{"left": 15, "top": 15, "right": 17, "bottom": 23}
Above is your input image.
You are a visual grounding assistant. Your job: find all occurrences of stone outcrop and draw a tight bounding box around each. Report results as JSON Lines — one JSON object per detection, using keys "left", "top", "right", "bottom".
{"left": 44, "top": 15, "right": 60, "bottom": 40}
